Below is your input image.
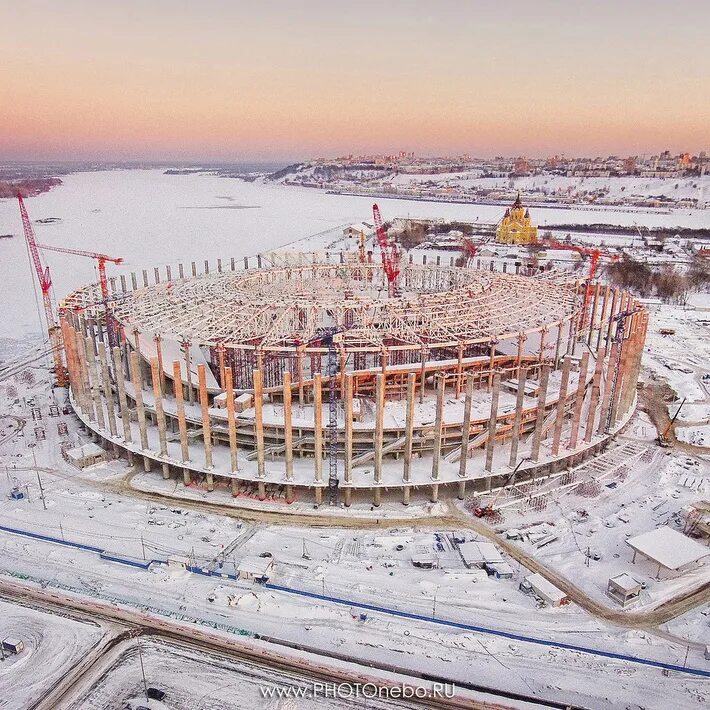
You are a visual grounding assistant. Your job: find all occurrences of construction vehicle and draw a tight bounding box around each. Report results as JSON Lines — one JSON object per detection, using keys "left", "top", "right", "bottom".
{"left": 473, "top": 457, "right": 528, "bottom": 518}
{"left": 372, "top": 204, "right": 400, "bottom": 297}
{"left": 17, "top": 195, "right": 67, "bottom": 386}
{"left": 657, "top": 397, "right": 686, "bottom": 448}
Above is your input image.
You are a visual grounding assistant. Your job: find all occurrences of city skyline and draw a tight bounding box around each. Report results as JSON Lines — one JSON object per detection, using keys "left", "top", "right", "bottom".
{"left": 2, "top": 1, "right": 708, "bottom": 161}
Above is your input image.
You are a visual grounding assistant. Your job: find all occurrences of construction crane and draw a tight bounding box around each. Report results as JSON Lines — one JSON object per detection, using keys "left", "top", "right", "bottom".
{"left": 658, "top": 397, "right": 686, "bottom": 448}
{"left": 17, "top": 195, "right": 67, "bottom": 387}
{"left": 473, "top": 457, "right": 529, "bottom": 518}
{"left": 295, "top": 326, "right": 350, "bottom": 505}
{"left": 460, "top": 236, "right": 487, "bottom": 267}
{"left": 539, "top": 237, "right": 620, "bottom": 328}
{"left": 372, "top": 204, "right": 400, "bottom": 297}
{"left": 36, "top": 243, "right": 123, "bottom": 348}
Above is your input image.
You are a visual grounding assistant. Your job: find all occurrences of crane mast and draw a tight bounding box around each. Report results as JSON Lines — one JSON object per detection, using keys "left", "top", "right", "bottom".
{"left": 372, "top": 204, "right": 400, "bottom": 297}
{"left": 17, "top": 195, "right": 67, "bottom": 387}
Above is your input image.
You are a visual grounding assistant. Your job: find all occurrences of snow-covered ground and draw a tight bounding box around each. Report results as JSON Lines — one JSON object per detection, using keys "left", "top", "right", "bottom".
{"left": 2, "top": 169, "right": 710, "bottom": 339}
{"left": 0, "top": 599, "right": 106, "bottom": 709}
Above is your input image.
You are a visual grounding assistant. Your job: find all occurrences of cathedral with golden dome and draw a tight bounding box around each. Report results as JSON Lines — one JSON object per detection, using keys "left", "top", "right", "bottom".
{"left": 495, "top": 193, "right": 538, "bottom": 245}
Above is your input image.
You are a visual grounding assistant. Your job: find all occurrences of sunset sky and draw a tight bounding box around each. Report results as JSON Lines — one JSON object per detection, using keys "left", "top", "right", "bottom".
{"left": 2, "top": 1, "right": 708, "bottom": 161}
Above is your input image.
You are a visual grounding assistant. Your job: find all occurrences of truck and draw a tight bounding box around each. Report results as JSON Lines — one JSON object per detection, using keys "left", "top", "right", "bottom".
{"left": 2, "top": 637, "right": 24, "bottom": 655}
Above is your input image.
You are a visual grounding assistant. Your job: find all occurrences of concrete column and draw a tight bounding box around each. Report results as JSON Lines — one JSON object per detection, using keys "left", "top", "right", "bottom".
{"left": 419, "top": 348, "right": 427, "bottom": 403}
{"left": 173, "top": 360, "right": 190, "bottom": 485}
{"left": 530, "top": 364, "right": 551, "bottom": 462}
{"left": 283, "top": 371, "right": 293, "bottom": 482}
{"left": 553, "top": 322, "right": 563, "bottom": 368}
{"left": 566, "top": 312, "right": 577, "bottom": 356}
{"left": 129, "top": 351, "right": 150, "bottom": 471}
{"left": 538, "top": 328, "right": 547, "bottom": 362}
{"left": 551, "top": 356, "right": 572, "bottom": 456}
{"left": 61, "top": 320, "right": 82, "bottom": 409}
{"left": 596, "top": 285, "right": 610, "bottom": 351}
{"left": 584, "top": 348, "right": 605, "bottom": 443}
{"left": 154, "top": 335, "right": 166, "bottom": 394}
{"left": 112, "top": 347, "right": 132, "bottom": 444}
{"left": 217, "top": 342, "right": 226, "bottom": 389}
{"left": 85, "top": 336, "right": 107, "bottom": 430}
{"left": 455, "top": 342, "right": 464, "bottom": 397}
{"left": 458, "top": 374, "right": 474, "bottom": 479}
{"left": 605, "top": 290, "right": 619, "bottom": 350}
{"left": 184, "top": 339, "right": 195, "bottom": 404}
{"left": 508, "top": 367, "right": 527, "bottom": 467}
{"left": 344, "top": 374, "right": 353, "bottom": 486}
{"left": 373, "top": 486, "right": 381, "bottom": 507}
{"left": 568, "top": 351, "right": 590, "bottom": 450}
{"left": 151, "top": 358, "right": 170, "bottom": 479}
{"left": 488, "top": 340, "right": 496, "bottom": 388}
{"left": 313, "top": 373, "right": 323, "bottom": 483}
{"left": 374, "top": 373, "right": 385, "bottom": 484}
{"left": 516, "top": 333, "right": 526, "bottom": 369}
{"left": 431, "top": 374, "right": 445, "bottom": 481}
{"left": 597, "top": 342, "right": 618, "bottom": 435}
{"left": 403, "top": 372, "right": 416, "bottom": 483}
{"left": 97, "top": 343, "right": 117, "bottom": 438}
{"left": 297, "top": 347, "right": 305, "bottom": 405}
{"left": 198, "top": 365, "right": 214, "bottom": 491}
{"left": 253, "top": 369, "right": 266, "bottom": 485}
{"left": 610, "top": 335, "right": 630, "bottom": 427}
{"left": 587, "top": 284, "right": 600, "bottom": 346}
{"left": 485, "top": 373, "right": 501, "bottom": 472}
{"left": 224, "top": 366, "right": 239, "bottom": 477}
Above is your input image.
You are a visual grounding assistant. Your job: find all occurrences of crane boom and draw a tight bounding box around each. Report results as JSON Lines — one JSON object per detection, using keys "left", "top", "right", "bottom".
{"left": 35, "top": 243, "right": 123, "bottom": 300}
{"left": 372, "top": 204, "right": 400, "bottom": 297}
{"left": 17, "top": 195, "right": 67, "bottom": 386}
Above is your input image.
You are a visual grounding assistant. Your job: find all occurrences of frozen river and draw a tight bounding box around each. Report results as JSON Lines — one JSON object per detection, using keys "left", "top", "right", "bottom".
{"left": 1, "top": 168, "right": 709, "bottom": 339}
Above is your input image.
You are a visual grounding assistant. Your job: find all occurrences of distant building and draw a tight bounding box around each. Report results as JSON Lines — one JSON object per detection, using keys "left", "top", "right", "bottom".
{"left": 343, "top": 222, "right": 374, "bottom": 240}
{"left": 496, "top": 194, "right": 538, "bottom": 245}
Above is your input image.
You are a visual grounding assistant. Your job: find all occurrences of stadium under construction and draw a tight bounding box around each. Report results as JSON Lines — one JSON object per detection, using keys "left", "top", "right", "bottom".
{"left": 56, "top": 248, "right": 648, "bottom": 508}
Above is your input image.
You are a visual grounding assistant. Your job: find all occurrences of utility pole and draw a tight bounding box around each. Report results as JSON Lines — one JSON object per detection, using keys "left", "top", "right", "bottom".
{"left": 140, "top": 535, "right": 146, "bottom": 560}
{"left": 136, "top": 639, "right": 149, "bottom": 701}
{"left": 31, "top": 448, "right": 47, "bottom": 510}
{"left": 36, "top": 471, "right": 47, "bottom": 511}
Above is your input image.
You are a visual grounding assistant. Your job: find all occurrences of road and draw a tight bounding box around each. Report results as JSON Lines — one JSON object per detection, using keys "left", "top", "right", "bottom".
{"left": 0, "top": 578, "right": 567, "bottom": 710}
{"left": 10, "top": 455, "right": 709, "bottom": 631}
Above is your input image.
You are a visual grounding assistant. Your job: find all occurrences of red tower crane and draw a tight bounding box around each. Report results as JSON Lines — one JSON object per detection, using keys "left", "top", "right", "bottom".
{"left": 35, "top": 244, "right": 123, "bottom": 301}
{"left": 372, "top": 203, "right": 400, "bottom": 297}
{"left": 17, "top": 194, "right": 67, "bottom": 386}
{"left": 460, "top": 236, "right": 486, "bottom": 266}
{"left": 36, "top": 243, "right": 124, "bottom": 347}
{"left": 539, "top": 238, "right": 620, "bottom": 328}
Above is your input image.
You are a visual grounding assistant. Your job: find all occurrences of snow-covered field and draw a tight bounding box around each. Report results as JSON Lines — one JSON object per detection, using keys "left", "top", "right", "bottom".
{"left": 0, "top": 599, "right": 105, "bottom": 709}
{"left": 2, "top": 169, "right": 710, "bottom": 339}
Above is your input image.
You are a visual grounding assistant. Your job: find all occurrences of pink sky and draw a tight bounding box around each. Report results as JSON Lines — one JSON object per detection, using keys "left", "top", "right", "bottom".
{"left": 1, "top": 1, "right": 708, "bottom": 161}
